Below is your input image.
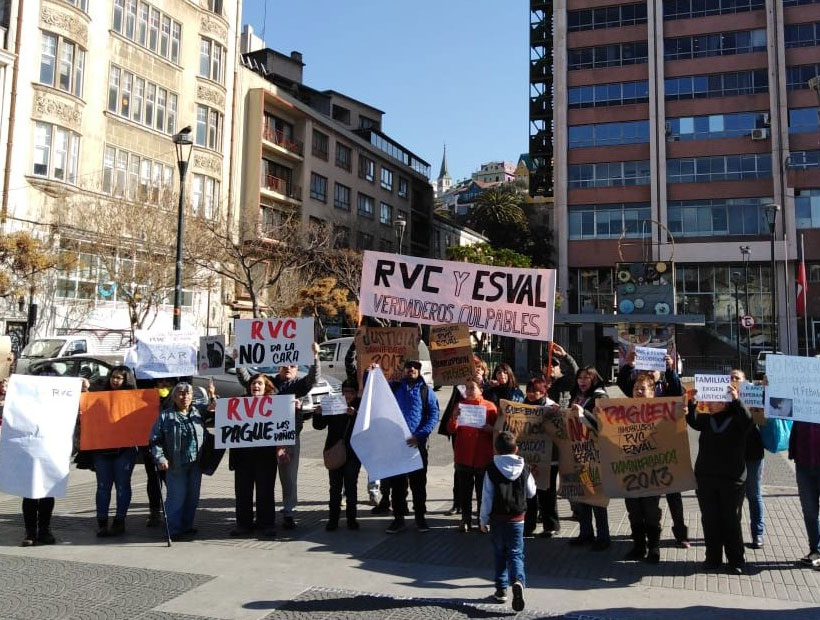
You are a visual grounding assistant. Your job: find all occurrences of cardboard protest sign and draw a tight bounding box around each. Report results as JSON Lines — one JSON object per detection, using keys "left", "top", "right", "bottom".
{"left": 355, "top": 326, "right": 419, "bottom": 387}
{"left": 320, "top": 394, "right": 349, "bottom": 416}
{"left": 214, "top": 394, "right": 296, "bottom": 448}
{"left": 695, "top": 374, "right": 732, "bottom": 402}
{"left": 429, "top": 323, "right": 475, "bottom": 386}
{"left": 80, "top": 389, "right": 160, "bottom": 450}
{"left": 126, "top": 330, "right": 198, "bottom": 379}
{"left": 351, "top": 367, "right": 423, "bottom": 480}
{"left": 596, "top": 397, "right": 695, "bottom": 498}
{"left": 0, "top": 375, "right": 82, "bottom": 498}
{"left": 234, "top": 318, "right": 314, "bottom": 369}
{"left": 542, "top": 408, "right": 608, "bottom": 507}
{"left": 198, "top": 335, "right": 226, "bottom": 376}
{"left": 740, "top": 383, "right": 764, "bottom": 409}
{"left": 764, "top": 354, "right": 820, "bottom": 423}
{"left": 457, "top": 403, "right": 487, "bottom": 428}
{"left": 360, "top": 251, "right": 556, "bottom": 341}
{"left": 634, "top": 346, "right": 667, "bottom": 372}
{"left": 496, "top": 400, "right": 552, "bottom": 490}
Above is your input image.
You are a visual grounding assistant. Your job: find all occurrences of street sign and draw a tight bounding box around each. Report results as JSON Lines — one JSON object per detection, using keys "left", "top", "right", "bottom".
{"left": 740, "top": 315, "right": 755, "bottom": 329}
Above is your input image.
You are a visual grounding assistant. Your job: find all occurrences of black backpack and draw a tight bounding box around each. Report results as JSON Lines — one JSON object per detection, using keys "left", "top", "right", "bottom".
{"left": 487, "top": 461, "right": 529, "bottom": 516}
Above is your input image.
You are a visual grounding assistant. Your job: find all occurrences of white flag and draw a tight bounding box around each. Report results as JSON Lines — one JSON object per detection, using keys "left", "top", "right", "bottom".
{"left": 350, "top": 367, "right": 422, "bottom": 480}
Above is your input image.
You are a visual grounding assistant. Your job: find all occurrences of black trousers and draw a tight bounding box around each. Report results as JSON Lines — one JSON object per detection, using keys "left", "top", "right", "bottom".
{"left": 525, "top": 464, "right": 560, "bottom": 534}
{"left": 666, "top": 492, "right": 689, "bottom": 541}
{"left": 696, "top": 476, "right": 746, "bottom": 567}
{"left": 140, "top": 446, "right": 163, "bottom": 513}
{"left": 22, "top": 497, "right": 54, "bottom": 535}
{"left": 329, "top": 454, "right": 361, "bottom": 523}
{"left": 450, "top": 436, "right": 460, "bottom": 505}
{"left": 625, "top": 496, "right": 662, "bottom": 550}
{"left": 233, "top": 448, "right": 277, "bottom": 529}
{"left": 455, "top": 464, "right": 485, "bottom": 526}
{"left": 390, "top": 444, "right": 429, "bottom": 520}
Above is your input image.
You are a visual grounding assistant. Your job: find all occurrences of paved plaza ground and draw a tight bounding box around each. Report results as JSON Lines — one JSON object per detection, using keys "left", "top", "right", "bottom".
{"left": 0, "top": 387, "right": 817, "bottom": 619}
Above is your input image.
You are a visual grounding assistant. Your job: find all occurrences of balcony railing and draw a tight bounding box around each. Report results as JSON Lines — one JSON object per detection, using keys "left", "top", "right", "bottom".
{"left": 261, "top": 173, "right": 301, "bottom": 200}
{"left": 263, "top": 128, "right": 304, "bottom": 156}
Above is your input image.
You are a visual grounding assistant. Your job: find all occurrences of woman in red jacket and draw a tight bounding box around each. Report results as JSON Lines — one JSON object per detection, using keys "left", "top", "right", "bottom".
{"left": 448, "top": 378, "right": 498, "bottom": 532}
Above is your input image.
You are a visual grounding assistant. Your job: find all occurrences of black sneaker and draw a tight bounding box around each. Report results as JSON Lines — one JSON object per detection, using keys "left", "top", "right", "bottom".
{"left": 646, "top": 547, "right": 661, "bottom": 564}
{"left": 800, "top": 551, "right": 820, "bottom": 566}
{"left": 146, "top": 512, "right": 162, "bottom": 527}
{"left": 371, "top": 503, "right": 391, "bottom": 515}
{"left": 511, "top": 581, "right": 525, "bottom": 612}
{"left": 347, "top": 520, "right": 360, "bottom": 531}
{"left": 283, "top": 517, "right": 296, "bottom": 530}
{"left": 624, "top": 546, "right": 646, "bottom": 561}
{"left": 385, "top": 519, "right": 406, "bottom": 534}
{"left": 493, "top": 587, "right": 507, "bottom": 603}
{"left": 415, "top": 518, "right": 430, "bottom": 533}
{"left": 325, "top": 521, "right": 339, "bottom": 532}
{"left": 230, "top": 527, "right": 253, "bottom": 537}
{"left": 37, "top": 531, "right": 56, "bottom": 545}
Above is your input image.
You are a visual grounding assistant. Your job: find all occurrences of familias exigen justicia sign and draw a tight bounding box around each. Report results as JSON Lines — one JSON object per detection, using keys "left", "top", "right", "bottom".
{"left": 359, "top": 251, "right": 556, "bottom": 341}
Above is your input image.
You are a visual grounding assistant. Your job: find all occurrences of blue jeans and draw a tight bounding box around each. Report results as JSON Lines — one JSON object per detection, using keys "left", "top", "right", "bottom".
{"left": 745, "top": 458, "right": 764, "bottom": 539}
{"left": 165, "top": 463, "right": 202, "bottom": 536}
{"left": 490, "top": 519, "right": 525, "bottom": 589}
{"left": 796, "top": 465, "right": 820, "bottom": 554}
{"left": 578, "top": 503, "right": 610, "bottom": 543}
{"left": 93, "top": 450, "right": 137, "bottom": 520}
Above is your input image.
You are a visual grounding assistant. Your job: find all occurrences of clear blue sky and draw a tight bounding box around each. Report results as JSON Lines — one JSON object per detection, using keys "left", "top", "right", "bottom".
{"left": 242, "top": 0, "right": 530, "bottom": 183}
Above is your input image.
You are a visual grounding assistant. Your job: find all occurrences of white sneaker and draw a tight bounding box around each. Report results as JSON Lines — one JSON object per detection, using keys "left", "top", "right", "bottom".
{"left": 368, "top": 488, "right": 382, "bottom": 506}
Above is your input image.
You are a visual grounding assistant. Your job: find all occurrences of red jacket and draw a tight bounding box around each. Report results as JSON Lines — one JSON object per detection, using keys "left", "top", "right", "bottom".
{"left": 447, "top": 397, "right": 497, "bottom": 469}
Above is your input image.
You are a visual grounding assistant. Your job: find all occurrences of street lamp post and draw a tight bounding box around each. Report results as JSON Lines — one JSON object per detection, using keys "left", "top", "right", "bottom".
{"left": 172, "top": 126, "right": 193, "bottom": 331}
{"left": 764, "top": 203, "right": 780, "bottom": 352}
{"left": 393, "top": 213, "right": 406, "bottom": 255}
{"left": 731, "top": 272, "right": 743, "bottom": 371}
{"left": 740, "top": 245, "right": 751, "bottom": 377}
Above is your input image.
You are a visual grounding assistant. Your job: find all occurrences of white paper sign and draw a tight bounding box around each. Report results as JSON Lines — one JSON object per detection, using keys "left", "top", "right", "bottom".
{"left": 740, "top": 383, "right": 764, "bottom": 409}
{"left": 0, "top": 375, "right": 82, "bottom": 498}
{"left": 695, "top": 374, "right": 732, "bottom": 402}
{"left": 350, "top": 367, "right": 423, "bottom": 480}
{"left": 634, "top": 346, "right": 667, "bottom": 372}
{"left": 198, "top": 335, "right": 226, "bottom": 376}
{"left": 765, "top": 354, "right": 820, "bottom": 423}
{"left": 234, "top": 318, "right": 314, "bottom": 369}
{"left": 126, "top": 330, "right": 198, "bottom": 379}
{"left": 214, "top": 394, "right": 296, "bottom": 448}
{"left": 360, "top": 250, "right": 556, "bottom": 341}
{"left": 320, "top": 394, "right": 349, "bottom": 416}
{"left": 457, "top": 404, "right": 487, "bottom": 428}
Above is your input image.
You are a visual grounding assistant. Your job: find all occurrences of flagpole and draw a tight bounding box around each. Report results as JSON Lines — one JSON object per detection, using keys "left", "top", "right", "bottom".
{"left": 803, "top": 233, "right": 810, "bottom": 357}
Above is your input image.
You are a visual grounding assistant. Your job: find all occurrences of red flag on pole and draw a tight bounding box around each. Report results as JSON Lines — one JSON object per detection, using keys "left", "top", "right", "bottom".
{"left": 797, "top": 234, "right": 808, "bottom": 318}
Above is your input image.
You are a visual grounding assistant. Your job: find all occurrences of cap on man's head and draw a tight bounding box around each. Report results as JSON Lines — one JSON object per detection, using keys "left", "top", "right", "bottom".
{"left": 404, "top": 360, "right": 422, "bottom": 370}
{"left": 544, "top": 357, "right": 560, "bottom": 367}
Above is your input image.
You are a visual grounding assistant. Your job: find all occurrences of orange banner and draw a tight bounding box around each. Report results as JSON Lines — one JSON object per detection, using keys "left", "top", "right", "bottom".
{"left": 80, "top": 389, "right": 160, "bottom": 450}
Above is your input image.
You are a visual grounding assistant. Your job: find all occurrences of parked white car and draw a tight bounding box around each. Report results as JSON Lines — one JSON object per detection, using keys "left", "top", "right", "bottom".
{"left": 319, "top": 336, "right": 435, "bottom": 388}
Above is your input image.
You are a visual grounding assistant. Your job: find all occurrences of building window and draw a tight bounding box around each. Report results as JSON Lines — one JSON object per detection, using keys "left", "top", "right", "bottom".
{"left": 663, "top": 0, "right": 765, "bottom": 20}
{"left": 784, "top": 22, "right": 820, "bottom": 48}
{"left": 64, "top": 0, "right": 88, "bottom": 10}
{"left": 334, "top": 183, "right": 351, "bottom": 210}
{"left": 790, "top": 150, "right": 820, "bottom": 170}
{"left": 665, "top": 70, "right": 768, "bottom": 100}
{"left": 359, "top": 115, "right": 378, "bottom": 130}
{"left": 333, "top": 225, "right": 350, "bottom": 249}
{"left": 796, "top": 189, "right": 820, "bottom": 229}
{"left": 568, "top": 81, "right": 649, "bottom": 109}
{"left": 335, "top": 143, "right": 351, "bottom": 171}
{"left": 310, "top": 172, "right": 327, "bottom": 202}
{"left": 33, "top": 122, "right": 80, "bottom": 184}
{"left": 379, "top": 238, "right": 393, "bottom": 252}
{"left": 666, "top": 154, "right": 772, "bottom": 183}
{"left": 667, "top": 113, "right": 766, "bottom": 141}
{"left": 357, "top": 193, "right": 374, "bottom": 218}
{"left": 568, "top": 160, "right": 651, "bottom": 188}
{"left": 568, "top": 3, "right": 647, "bottom": 32}
{"left": 357, "top": 231, "right": 374, "bottom": 250}
{"left": 206, "top": 0, "right": 222, "bottom": 14}
{"left": 787, "top": 64, "right": 820, "bottom": 90}
{"left": 569, "top": 120, "right": 650, "bottom": 148}
{"left": 191, "top": 174, "right": 219, "bottom": 218}
{"left": 568, "top": 41, "right": 648, "bottom": 71}
{"left": 195, "top": 104, "right": 223, "bottom": 151}
{"left": 312, "top": 130, "right": 329, "bottom": 160}
{"left": 789, "top": 108, "right": 819, "bottom": 134}
{"left": 380, "top": 167, "right": 393, "bottom": 191}
{"left": 784, "top": 0, "right": 820, "bottom": 5}
{"left": 380, "top": 202, "right": 392, "bottom": 225}
{"left": 101, "top": 145, "right": 173, "bottom": 203}
{"left": 332, "top": 104, "right": 350, "bottom": 124}
{"left": 39, "top": 32, "right": 85, "bottom": 98}
{"left": 398, "top": 177, "right": 409, "bottom": 199}
{"left": 199, "top": 38, "right": 225, "bottom": 83}
{"left": 665, "top": 29, "right": 766, "bottom": 60}
{"left": 113, "top": 0, "right": 181, "bottom": 63}
{"left": 667, "top": 198, "right": 771, "bottom": 236}
{"left": 108, "top": 65, "right": 178, "bottom": 135}
{"left": 359, "top": 155, "right": 375, "bottom": 182}
{"left": 568, "top": 203, "right": 652, "bottom": 240}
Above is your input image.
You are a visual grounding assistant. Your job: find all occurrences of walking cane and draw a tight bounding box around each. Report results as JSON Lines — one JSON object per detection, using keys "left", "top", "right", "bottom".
{"left": 150, "top": 461, "right": 172, "bottom": 547}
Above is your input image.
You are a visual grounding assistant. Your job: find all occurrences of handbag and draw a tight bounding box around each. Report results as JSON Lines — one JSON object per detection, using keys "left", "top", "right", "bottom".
{"left": 760, "top": 418, "right": 793, "bottom": 453}
{"left": 200, "top": 429, "right": 226, "bottom": 476}
{"left": 323, "top": 418, "right": 352, "bottom": 470}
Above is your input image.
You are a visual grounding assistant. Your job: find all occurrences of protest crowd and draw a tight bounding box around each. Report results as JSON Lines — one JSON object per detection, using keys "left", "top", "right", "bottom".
{"left": 0, "top": 252, "right": 813, "bottom": 615}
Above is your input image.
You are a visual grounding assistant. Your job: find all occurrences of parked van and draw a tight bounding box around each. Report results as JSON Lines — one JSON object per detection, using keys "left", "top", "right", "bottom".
{"left": 319, "top": 336, "right": 435, "bottom": 388}
{"left": 16, "top": 332, "right": 131, "bottom": 374}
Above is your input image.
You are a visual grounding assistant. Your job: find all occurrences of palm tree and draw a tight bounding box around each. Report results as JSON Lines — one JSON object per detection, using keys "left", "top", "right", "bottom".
{"left": 467, "top": 186, "right": 527, "bottom": 234}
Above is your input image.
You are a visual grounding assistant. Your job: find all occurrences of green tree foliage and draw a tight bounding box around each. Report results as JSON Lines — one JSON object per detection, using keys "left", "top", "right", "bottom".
{"left": 282, "top": 276, "right": 358, "bottom": 338}
{"left": 0, "top": 230, "right": 65, "bottom": 298}
{"left": 447, "top": 242, "right": 531, "bottom": 268}
{"left": 466, "top": 186, "right": 527, "bottom": 233}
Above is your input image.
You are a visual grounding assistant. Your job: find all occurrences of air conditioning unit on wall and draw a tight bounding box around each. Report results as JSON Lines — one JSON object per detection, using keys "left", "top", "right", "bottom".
{"left": 751, "top": 128, "right": 769, "bottom": 141}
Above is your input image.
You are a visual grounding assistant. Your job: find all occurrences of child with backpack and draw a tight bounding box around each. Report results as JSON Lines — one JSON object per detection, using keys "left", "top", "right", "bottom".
{"left": 480, "top": 431, "right": 536, "bottom": 612}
